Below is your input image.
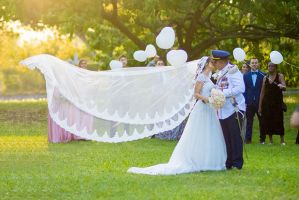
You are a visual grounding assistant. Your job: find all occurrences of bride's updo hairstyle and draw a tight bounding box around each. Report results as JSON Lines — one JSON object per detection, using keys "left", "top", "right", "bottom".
{"left": 195, "top": 56, "right": 210, "bottom": 80}
{"left": 201, "top": 57, "right": 211, "bottom": 72}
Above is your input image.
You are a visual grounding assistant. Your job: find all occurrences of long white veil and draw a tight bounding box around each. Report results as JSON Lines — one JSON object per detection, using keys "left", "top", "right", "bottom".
{"left": 20, "top": 54, "right": 199, "bottom": 142}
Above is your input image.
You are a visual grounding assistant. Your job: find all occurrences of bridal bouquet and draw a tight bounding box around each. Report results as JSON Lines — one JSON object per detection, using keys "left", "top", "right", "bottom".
{"left": 208, "top": 89, "right": 226, "bottom": 109}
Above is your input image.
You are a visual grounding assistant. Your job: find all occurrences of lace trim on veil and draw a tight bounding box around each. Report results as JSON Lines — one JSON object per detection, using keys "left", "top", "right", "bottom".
{"left": 20, "top": 54, "right": 199, "bottom": 142}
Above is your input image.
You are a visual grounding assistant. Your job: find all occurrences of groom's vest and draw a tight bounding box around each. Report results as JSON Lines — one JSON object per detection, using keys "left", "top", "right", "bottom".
{"left": 216, "top": 63, "right": 246, "bottom": 119}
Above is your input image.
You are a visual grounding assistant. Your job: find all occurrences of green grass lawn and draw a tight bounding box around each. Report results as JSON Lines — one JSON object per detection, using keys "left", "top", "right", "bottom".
{"left": 0, "top": 97, "right": 298, "bottom": 200}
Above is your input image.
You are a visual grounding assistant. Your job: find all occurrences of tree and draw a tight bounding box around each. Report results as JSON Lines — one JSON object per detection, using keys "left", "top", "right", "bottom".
{"left": 1, "top": 0, "right": 298, "bottom": 85}
{"left": 2, "top": 0, "right": 298, "bottom": 56}
{"left": 0, "top": 20, "right": 88, "bottom": 95}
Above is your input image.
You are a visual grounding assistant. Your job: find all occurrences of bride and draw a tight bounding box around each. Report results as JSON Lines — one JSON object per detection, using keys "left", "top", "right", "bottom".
{"left": 128, "top": 56, "right": 227, "bottom": 175}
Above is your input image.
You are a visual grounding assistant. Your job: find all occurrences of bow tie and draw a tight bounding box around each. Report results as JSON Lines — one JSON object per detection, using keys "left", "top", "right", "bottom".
{"left": 251, "top": 72, "right": 258, "bottom": 75}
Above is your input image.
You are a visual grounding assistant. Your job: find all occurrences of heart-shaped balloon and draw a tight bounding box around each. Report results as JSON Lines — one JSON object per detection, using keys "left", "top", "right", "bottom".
{"left": 133, "top": 50, "right": 147, "bottom": 62}
{"left": 145, "top": 44, "right": 157, "bottom": 58}
{"left": 109, "top": 60, "right": 123, "bottom": 70}
{"left": 166, "top": 50, "right": 188, "bottom": 67}
{"left": 156, "top": 27, "right": 175, "bottom": 49}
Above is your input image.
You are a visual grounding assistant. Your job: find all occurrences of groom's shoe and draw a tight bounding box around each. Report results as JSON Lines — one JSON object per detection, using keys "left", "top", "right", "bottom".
{"left": 234, "top": 166, "right": 242, "bottom": 170}
{"left": 232, "top": 165, "right": 242, "bottom": 170}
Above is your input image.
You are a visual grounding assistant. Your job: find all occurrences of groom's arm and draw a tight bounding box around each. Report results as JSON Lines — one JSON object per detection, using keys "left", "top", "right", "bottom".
{"left": 222, "top": 71, "right": 245, "bottom": 98}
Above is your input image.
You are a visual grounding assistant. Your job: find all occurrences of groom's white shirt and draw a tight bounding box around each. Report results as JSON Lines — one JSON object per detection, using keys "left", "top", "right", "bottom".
{"left": 216, "top": 63, "right": 246, "bottom": 119}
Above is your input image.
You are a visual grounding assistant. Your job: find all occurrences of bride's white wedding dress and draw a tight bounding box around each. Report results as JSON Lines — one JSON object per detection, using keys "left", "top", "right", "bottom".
{"left": 128, "top": 74, "right": 227, "bottom": 175}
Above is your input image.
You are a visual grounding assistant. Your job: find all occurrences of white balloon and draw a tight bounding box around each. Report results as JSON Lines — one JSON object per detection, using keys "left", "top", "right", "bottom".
{"left": 233, "top": 48, "right": 246, "bottom": 62}
{"left": 109, "top": 60, "right": 123, "bottom": 70}
{"left": 145, "top": 44, "right": 157, "bottom": 58}
{"left": 166, "top": 50, "right": 188, "bottom": 67}
{"left": 270, "top": 51, "right": 283, "bottom": 64}
{"left": 156, "top": 27, "right": 175, "bottom": 49}
{"left": 133, "top": 50, "right": 147, "bottom": 62}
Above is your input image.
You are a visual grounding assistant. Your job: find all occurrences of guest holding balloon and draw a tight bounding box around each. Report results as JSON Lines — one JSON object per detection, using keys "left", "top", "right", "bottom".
{"left": 258, "top": 62, "right": 286, "bottom": 145}
{"left": 145, "top": 44, "right": 158, "bottom": 66}
{"left": 147, "top": 55, "right": 160, "bottom": 67}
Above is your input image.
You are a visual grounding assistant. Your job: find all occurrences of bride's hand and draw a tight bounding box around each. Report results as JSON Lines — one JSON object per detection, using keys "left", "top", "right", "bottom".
{"left": 202, "top": 97, "right": 209, "bottom": 104}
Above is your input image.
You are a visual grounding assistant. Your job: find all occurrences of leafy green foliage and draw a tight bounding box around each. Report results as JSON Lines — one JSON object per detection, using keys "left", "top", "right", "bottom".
{"left": 0, "top": 0, "right": 298, "bottom": 94}
{"left": 3, "top": 0, "right": 299, "bottom": 58}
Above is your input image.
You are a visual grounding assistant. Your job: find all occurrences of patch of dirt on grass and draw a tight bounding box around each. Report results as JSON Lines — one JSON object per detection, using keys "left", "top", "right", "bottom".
{"left": 0, "top": 110, "right": 47, "bottom": 123}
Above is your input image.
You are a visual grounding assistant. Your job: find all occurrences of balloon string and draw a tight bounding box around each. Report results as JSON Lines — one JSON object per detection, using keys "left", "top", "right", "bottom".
{"left": 284, "top": 61, "right": 299, "bottom": 69}
{"left": 256, "top": 71, "right": 280, "bottom": 86}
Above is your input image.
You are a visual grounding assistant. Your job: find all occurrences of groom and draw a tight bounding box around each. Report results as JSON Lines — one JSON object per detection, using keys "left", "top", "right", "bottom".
{"left": 211, "top": 50, "right": 246, "bottom": 170}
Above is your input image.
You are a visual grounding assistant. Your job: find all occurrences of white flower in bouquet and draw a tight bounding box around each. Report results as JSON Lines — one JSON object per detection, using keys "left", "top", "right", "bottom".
{"left": 208, "top": 88, "right": 226, "bottom": 109}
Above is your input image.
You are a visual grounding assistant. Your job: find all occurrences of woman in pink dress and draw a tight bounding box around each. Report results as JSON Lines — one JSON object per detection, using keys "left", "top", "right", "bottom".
{"left": 48, "top": 59, "right": 92, "bottom": 143}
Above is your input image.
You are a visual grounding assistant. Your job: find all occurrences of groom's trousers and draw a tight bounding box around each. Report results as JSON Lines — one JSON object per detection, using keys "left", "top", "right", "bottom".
{"left": 220, "top": 112, "right": 244, "bottom": 169}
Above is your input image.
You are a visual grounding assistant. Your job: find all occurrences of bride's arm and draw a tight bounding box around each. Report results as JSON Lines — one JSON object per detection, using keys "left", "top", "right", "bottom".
{"left": 194, "top": 81, "right": 209, "bottom": 103}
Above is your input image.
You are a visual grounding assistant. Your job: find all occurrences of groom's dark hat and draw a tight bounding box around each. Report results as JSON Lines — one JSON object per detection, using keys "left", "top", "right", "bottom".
{"left": 211, "top": 50, "right": 230, "bottom": 60}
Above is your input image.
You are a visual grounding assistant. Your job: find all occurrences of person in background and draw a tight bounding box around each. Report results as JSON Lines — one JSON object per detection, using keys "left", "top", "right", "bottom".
{"left": 241, "top": 61, "right": 251, "bottom": 74}
{"left": 48, "top": 59, "right": 91, "bottom": 143}
{"left": 290, "top": 107, "right": 299, "bottom": 144}
{"left": 119, "top": 55, "right": 128, "bottom": 67}
{"left": 243, "top": 58, "right": 265, "bottom": 144}
{"left": 79, "top": 59, "right": 88, "bottom": 69}
{"left": 258, "top": 62, "right": 286, "bottom": 145}
{"left": 155, "top": 59, "right": 165, "bottom": 67}
{"left": 152, "top": 59, "right": 188, "bottom": 140}
{"left": 117, "top": 55, "right": 130, "bottom": 134}
{"left": 147, "top": 55, "right": 160, "bottom": 67}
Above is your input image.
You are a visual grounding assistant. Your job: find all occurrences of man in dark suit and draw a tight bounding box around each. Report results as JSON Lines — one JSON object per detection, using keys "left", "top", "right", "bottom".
{"left": 243, "top": 58, "right": 265, "bottom": 144}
